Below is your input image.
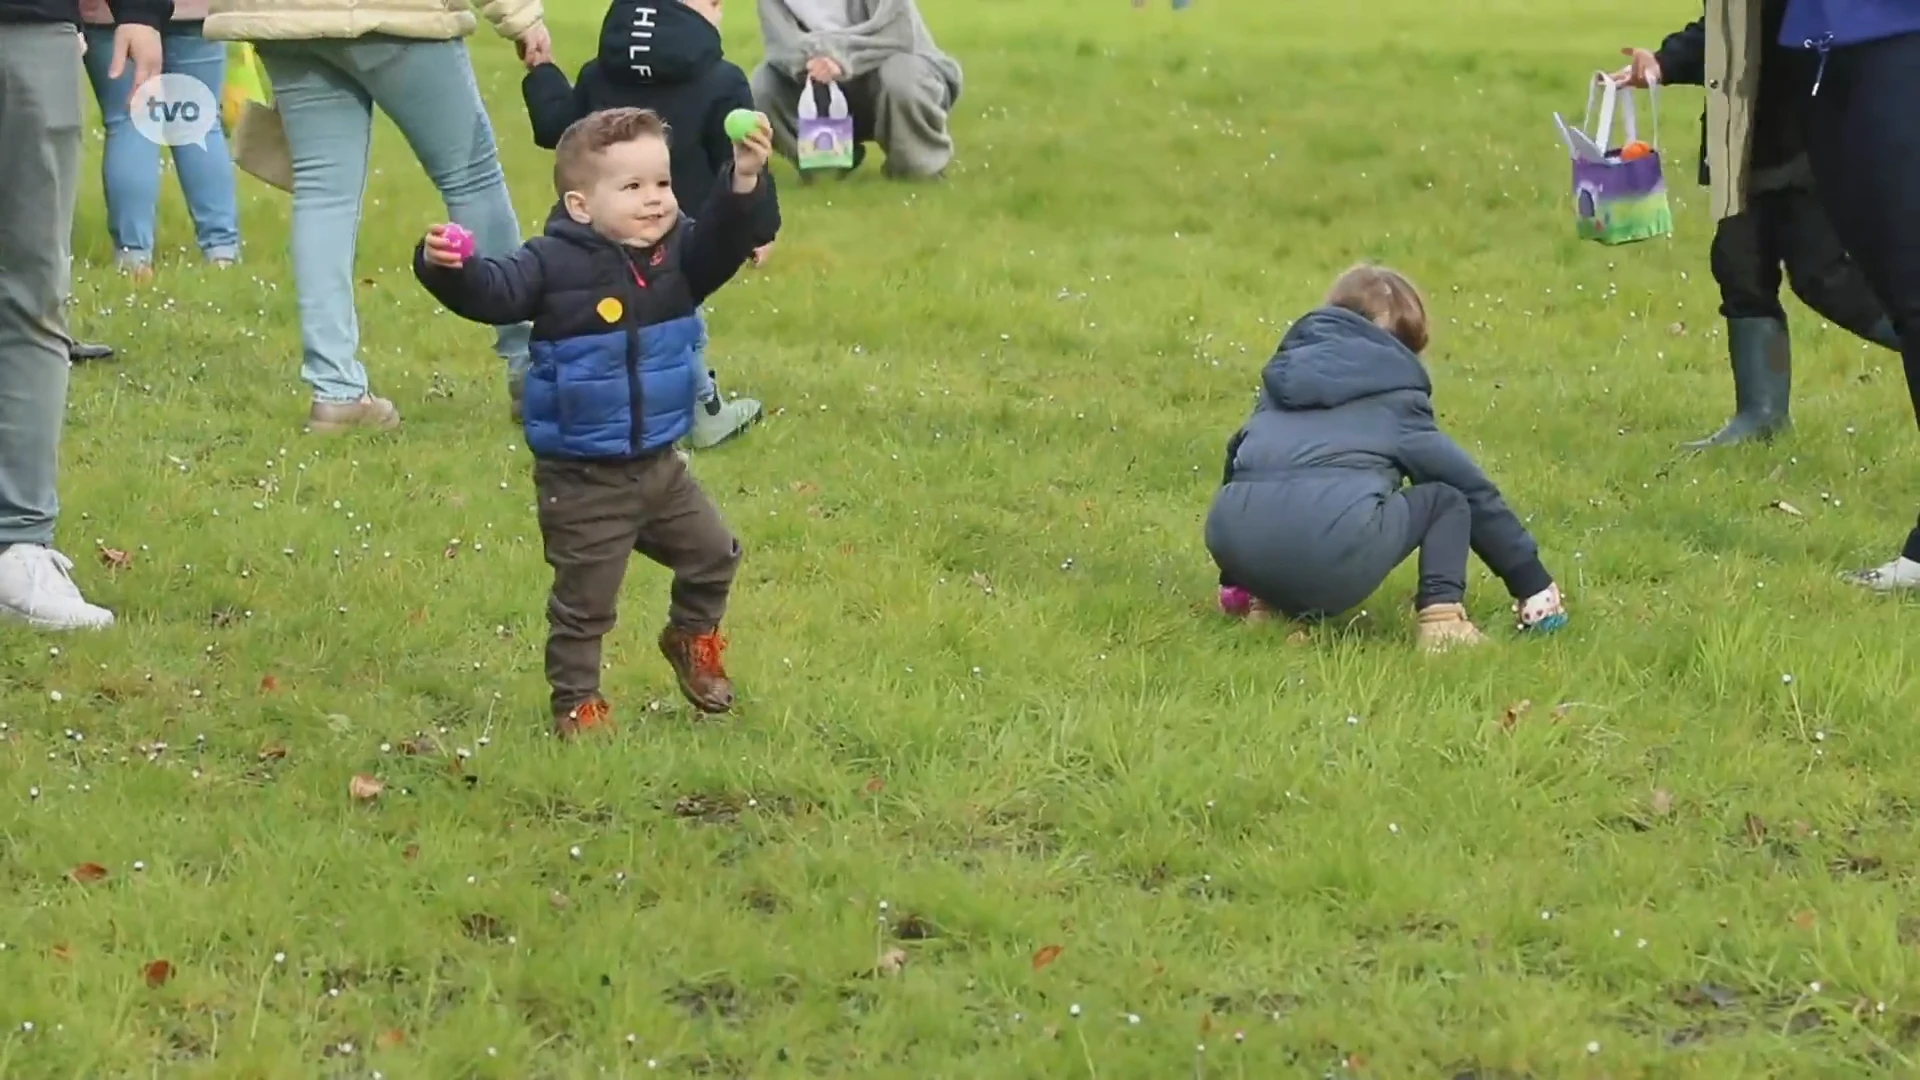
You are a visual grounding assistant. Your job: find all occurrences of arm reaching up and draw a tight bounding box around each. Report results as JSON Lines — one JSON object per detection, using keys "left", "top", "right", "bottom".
{"left": 682, "top": 118, "right": 782, "bottom": 302}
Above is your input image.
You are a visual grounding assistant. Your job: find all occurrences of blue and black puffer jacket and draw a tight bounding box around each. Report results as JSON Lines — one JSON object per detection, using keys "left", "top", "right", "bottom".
{"left": 413, "top": 163, "right": 778, "bottom": 459}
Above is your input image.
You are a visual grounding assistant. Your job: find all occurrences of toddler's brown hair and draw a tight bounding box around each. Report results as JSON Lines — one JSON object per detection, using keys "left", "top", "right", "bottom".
{"left": 1325, "top": 263, "right": 1429, "bottom": 354}
{"left": 553, "top": 107, "right": 670, "bottom": 198}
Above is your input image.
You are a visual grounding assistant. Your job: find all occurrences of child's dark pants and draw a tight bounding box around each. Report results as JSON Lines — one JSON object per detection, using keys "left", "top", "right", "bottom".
{"left": 1390, "top": 483, "right": 1472, "bottom": 608}
{"left": 535, "top": 453, "right": 741, "bottom": 718}
{"left": 1710, "top": 185, "right": 1889, "bottom": 338}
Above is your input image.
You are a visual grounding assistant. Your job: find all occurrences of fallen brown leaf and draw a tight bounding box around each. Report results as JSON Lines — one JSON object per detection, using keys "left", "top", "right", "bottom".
{"left": 1744, "top": 813, "right": 1768, "bottom": 843}
{"left": 68, "top": 862, "right": 108, "bottom": 884}
{"left": 1031, "top": 943, "right": 1064, "bottom": 971}
{"left": 875, "top": 947, "right": 908, "bottom": 976}
{"left": 789, "top": 480, "right": 818, "bottom": 495}
{"left": 1651, "top": 788, "right": 1674, "bottom": 816}
{"left": 349, "top": 774, "right": 384, "bottom": 801}
{"left": 1500, "top": 699, "right": 1532, "bottom": 731}
{"left": 143, "top": 959, "right": 173, "bottom": 987}
{"left": 375, "top": 1028, "right": 405, "bottom": 1050}
{"left": 1769, "top": 500, "right": 1805, "bottom": 518}
{"left": 969, "top": 571, "right": 994, "bottom": 595}
{"left": 549, "top": 890, "right": 571, "bottom": 911}
{"left": 1200, "top": 1011, "right": 1213, "bottom": 1034}
{"left": 862, "top": 776, "right": 885, "bottom": 795}
{"left": 50, "top": 944, "right": 71, "bottom": 960}
{"left": 257, "top": 743, "right": 287, "bottom": 763}
{"left": 1286, "top": 628, "right": 1311, "bottom": 645}
{"left": 258, "top": 675, "right": 280, "bottom": 693}
{"left": 1792, "top": 909, "right": 1817, "bottom": 929}
{"left": 97, "top": 546, "right": 132, "bottom": 570}
{"left": 401, "top": 843, "right": 420, "bottom": 861}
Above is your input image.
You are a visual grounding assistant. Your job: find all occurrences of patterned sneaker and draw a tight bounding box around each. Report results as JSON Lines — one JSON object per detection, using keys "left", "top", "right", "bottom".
{"left": 553, "top": 697, "right": 614, "bottom": 739}
{"left": 659, "top": 625, "right": 735, "bottom": 713}
{"left": 1841, "top": 556, "right": 1920, "bottom": 593}
{"left": 1516, "top": 583, "right": 1568, "bottom": 632}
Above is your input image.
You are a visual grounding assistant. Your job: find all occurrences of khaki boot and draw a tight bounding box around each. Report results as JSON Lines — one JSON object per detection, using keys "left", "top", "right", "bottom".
{"left": 1416, "top": 603, "right": 1488, "bottom": 653}
{"left": 308, "top": 395, "right": 401, "bottom": 434}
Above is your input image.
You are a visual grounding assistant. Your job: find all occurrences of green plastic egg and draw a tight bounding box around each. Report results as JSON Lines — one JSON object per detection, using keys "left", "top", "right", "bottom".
{"left": 724, "top": 109, "right": 759, "bottom": 142}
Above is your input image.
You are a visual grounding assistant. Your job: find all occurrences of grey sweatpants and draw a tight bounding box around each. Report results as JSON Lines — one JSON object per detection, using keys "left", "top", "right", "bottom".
{"left": 0, "top": 23, "right": 82, "bottom": 546}
{"left": 750, "top": 55, "right": 953, "bottom": 179}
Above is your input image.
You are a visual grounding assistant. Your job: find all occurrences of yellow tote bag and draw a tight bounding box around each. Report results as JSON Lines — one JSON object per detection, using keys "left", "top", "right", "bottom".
{"left": 222, "top": 42, "right": 268, "bottom": 134}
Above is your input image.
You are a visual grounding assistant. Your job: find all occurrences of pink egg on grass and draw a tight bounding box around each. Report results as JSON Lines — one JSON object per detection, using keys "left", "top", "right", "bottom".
{"left": 442, "top": 223, "right": 475, "bottom": 260}
{"left": 1219, "top": 585, "right": 1253, "bottom": 617}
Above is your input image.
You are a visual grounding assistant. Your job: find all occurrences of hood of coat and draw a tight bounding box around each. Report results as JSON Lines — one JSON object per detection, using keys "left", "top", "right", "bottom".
{"left": 600, "top": 0, "right": 723, "bottom": 85}
{"left": 1260, "top": 306, "right": 1431, "bottom": 410}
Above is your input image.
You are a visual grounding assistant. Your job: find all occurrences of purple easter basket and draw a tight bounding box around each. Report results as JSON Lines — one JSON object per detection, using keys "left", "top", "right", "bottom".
{"left": 797, "top": 78, "right": 855, "bottom": 171}
{"left": 1557, "top": 74, "right": 1674, "bottom": 245}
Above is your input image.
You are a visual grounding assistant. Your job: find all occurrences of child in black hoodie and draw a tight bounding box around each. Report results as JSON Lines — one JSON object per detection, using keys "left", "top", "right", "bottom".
{"left": 524, "top": 0, "right": 772, "bottom": 450}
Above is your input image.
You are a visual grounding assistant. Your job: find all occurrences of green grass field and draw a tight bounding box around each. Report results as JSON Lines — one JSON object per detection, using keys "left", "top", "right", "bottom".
{"left": 7, "top": 0, "right": 1920, "bottom": 1075}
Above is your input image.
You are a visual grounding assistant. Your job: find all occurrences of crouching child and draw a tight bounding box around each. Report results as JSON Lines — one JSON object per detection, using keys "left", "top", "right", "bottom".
{"left": 413, "top": 106, "right": 781, "bottom": 735}
{"left": 1206, "top": 264, "right": 1567, "bottom": 651}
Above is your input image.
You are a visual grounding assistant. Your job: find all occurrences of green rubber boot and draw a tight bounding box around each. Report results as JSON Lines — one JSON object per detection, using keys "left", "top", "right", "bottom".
{"left": 1683, "top": 316, "right": 1791, "bottom": 449}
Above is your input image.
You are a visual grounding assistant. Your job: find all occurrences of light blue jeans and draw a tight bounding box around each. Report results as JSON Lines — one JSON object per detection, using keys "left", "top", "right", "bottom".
{"left": 696, "top": 313, "right": 714, "bottom": 402}
{"left": 254, "top": 36, "right": 531, "bottom": 403}
{"left": 81, "top": 25, "right": 241, "bottom": 267}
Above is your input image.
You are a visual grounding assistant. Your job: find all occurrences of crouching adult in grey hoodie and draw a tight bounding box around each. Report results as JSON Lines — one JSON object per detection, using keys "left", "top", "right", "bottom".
{"left": 1205, "top": 265, "right": 1567, "bottom": 652}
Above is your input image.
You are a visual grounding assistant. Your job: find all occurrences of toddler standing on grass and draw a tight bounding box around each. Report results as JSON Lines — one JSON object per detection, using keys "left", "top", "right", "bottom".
{"left": 1206, "top": 265, "right": 1567, "bottom": 652}
{"left": 412, "top": 107, "right": 780, "bottom": 736}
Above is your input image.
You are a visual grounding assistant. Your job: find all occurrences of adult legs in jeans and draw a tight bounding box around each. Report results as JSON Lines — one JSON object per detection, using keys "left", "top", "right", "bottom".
{"left": 1800, "top": 30, "right": 1920, "bottom": 584}
{"left": 258, "top": 37, "right": 529, "bottom": 418}
{"left": 0, "top": 24, "right": 113, "bottom": 629}
{"left": 82, "top": 26, "right": 241, "bottom": 271}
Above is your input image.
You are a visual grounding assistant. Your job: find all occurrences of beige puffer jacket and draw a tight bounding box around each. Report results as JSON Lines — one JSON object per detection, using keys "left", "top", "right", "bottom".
{"left": 1702, "top": 0, "right": 1757, "bottom": 221}
{"left": 203, "top": 0, "right": 542, "bottom": 43}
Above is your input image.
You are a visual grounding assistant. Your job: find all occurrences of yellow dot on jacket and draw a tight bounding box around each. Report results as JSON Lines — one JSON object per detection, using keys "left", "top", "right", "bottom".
{"left": 596, "top": 297, "right": 623, "bottom": 323}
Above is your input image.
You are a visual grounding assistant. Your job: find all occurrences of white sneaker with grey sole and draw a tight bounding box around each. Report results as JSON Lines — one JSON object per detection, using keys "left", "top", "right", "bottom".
{"left": 0, "top": 544, "right": 115, "bottom": 630}
{"left": 1841, "top": 556, "right": 1920, "bottom": 592}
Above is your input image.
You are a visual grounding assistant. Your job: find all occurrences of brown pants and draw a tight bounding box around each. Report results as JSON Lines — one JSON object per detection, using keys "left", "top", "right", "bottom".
{"left": 535, "top": 453, "right": 740, "bottom": 717}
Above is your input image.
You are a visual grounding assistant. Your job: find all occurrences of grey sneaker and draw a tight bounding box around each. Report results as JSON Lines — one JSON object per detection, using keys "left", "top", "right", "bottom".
{"left": 687, "top": 374, "right": 761, "bottom": 449}
{"left": 1841, "top": 556, "right": 1920, "bottom": 592}
{"left": 308, "top": 395, "right": 400, "bottom": 434}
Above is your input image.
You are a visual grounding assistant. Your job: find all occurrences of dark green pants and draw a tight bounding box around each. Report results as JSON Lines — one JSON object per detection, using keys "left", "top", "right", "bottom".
{"left": 534, "top": 453, "right": 740, "bottom": 717}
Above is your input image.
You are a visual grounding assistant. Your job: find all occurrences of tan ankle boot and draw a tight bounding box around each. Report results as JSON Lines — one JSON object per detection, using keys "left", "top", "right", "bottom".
{"left": 308, "top": 395, "right": 401, "bottom": 434}
{"left": 1416, "top": 603, "right": 1488, "bottom": 653}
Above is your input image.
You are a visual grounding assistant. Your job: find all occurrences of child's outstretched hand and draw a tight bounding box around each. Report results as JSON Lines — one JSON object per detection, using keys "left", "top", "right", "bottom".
{"left": 731, "top": 113, "right": 773, "bottom": 190}
{"left": 751, "top": 241, "right": 775, "bottom": 267}
{"left": 422, "top": 223, "right": 473, "bottom": 269}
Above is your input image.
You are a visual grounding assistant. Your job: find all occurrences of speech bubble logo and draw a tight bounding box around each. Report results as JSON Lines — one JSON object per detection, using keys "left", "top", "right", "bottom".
{"left": 129, "top": 73, "right": 218, "bottom": 150}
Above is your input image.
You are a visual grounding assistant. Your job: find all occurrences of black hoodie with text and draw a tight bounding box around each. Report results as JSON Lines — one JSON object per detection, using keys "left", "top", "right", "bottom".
{"left": 523, "top": 0, "right": 766, "bottom": 216}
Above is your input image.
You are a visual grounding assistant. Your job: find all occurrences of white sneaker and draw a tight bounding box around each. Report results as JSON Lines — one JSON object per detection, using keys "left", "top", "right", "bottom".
{"left": 0, "top": 545, "right": 115, "bottom": 630}
{"left": 1841, "top": 556, "right": 1920, "bottom": 592}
